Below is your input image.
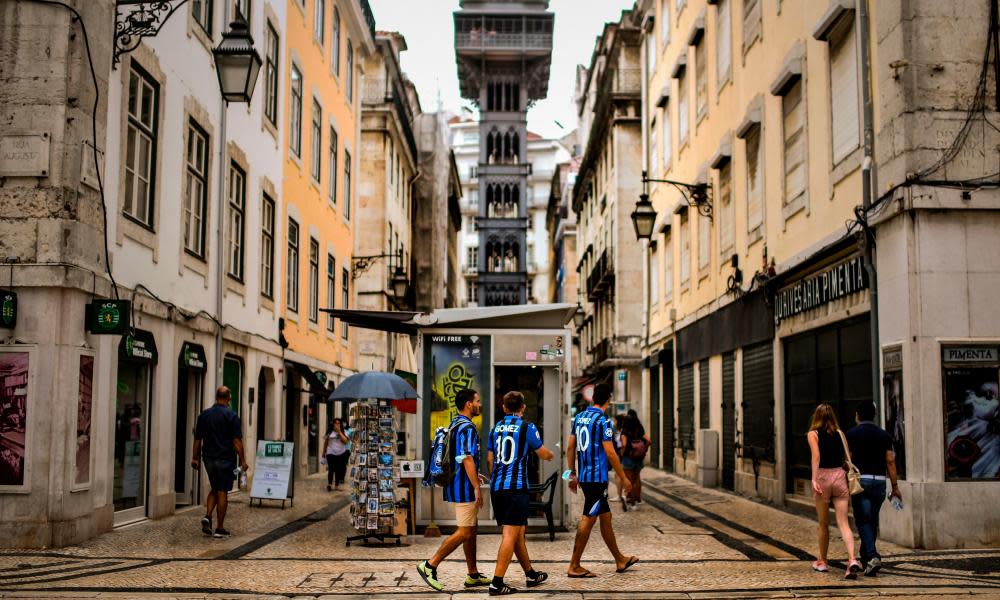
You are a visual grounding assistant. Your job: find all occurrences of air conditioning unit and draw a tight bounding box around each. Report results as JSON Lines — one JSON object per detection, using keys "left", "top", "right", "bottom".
{"left": 697, "top": 429, "right": 719, "bottom": 487}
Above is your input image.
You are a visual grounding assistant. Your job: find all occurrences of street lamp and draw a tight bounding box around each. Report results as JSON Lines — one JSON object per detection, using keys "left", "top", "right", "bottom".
{"left": 213, "top": 18, "right": 263, "bottom": 103}
{"left": 572, "top": 303, "right": 585, "bottom": 329}
{"left": 631, "top": 169, "right": 713, "bottom": 241}
{"left": 390, "top": 266, "right": 409, "bottom": 300}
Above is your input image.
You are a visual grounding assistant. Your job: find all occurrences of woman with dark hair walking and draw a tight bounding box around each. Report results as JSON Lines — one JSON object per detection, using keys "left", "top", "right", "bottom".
{"left": 325, "top": 418, "right": 350, "bottom": 491}
{"left": 807, "top": 403, "right": 861, "bottom": 578}
{"left": 620, "top": 410, "right": 650, "bottom": 508}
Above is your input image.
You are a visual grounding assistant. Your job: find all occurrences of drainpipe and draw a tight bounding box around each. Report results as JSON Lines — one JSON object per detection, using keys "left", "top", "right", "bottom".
{"left": 214, "top": 1, "right": 230, "bottom": 386}
{"left": 858, "top": 0, "right": 881, "bottom": 417}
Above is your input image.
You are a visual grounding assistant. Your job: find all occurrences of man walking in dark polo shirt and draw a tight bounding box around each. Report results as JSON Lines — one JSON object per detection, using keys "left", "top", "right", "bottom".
{"left": 192, "top": 386, "right": 248, "bottom": 538}
{"left": 846, "top": 401, "right": 901, "bottom": 576}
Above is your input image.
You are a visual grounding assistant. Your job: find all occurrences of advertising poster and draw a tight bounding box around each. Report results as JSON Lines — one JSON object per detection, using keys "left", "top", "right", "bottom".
{"left": 250, "top": 440, "right": 294, "bottom": 500}
{"left": 883, "top": 369, "right": 906, "bottom": 480}
{"left": 424, "top": 335, "right": 489, "bottom": 442}
{"left": 75, "top": 355, "right": 94, "bottom": 486}
{"left": 0, "top": 352, "right": 28, "bottom": 487}
{"left": 944, "top": 366, "right": 1000, "bottom": 480}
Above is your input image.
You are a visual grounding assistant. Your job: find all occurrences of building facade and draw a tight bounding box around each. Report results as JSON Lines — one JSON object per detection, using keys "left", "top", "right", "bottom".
{"left": 617, "top": 0, "right": 1000, "bottom": 548}
{"left": 573, "top": 10, "right": 645, "bottom": 413}
{"left": 281, "top": 0, "right": 375, "bottom": 478}
{"left": 453, "top": 0, "right": 554, "bottom": 306}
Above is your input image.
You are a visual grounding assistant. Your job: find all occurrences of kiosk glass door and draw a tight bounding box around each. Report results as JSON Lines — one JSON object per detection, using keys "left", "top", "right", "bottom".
{"left": 494, "top": 367, "right": 544, "bottom": 485}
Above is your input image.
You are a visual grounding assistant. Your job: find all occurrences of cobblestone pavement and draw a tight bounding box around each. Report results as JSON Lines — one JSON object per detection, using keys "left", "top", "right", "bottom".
{"left": 0, "top": 471, "right": 997, "bottom": 599}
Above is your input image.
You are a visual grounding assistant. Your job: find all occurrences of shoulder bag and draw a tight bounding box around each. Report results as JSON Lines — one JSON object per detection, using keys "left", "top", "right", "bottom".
{"left": 837, "top": 430, "right": 864, "bottom": 496}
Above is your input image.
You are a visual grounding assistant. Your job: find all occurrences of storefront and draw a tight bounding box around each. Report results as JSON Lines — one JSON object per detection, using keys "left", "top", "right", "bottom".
{"left": 114, "top": 329, "right": 157, "bottom": 526}
{"left": 175, "top": 342, "right": 206, "bottom": 507}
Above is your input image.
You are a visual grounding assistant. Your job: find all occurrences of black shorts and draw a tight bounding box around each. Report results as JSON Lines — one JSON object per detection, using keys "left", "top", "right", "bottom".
{"left": 204, "top": 458, "right": 236, "bottom": 493}
{"left": 580, "top": 482, "right": 610, "bottom": 517}
{"left": 491, "top": 490, "right": 530, "bottom": 527}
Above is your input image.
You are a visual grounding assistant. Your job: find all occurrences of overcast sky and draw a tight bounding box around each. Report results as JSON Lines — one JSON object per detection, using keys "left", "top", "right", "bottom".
{"left": 367, "top": 0, "right": 635, "bottom": 139}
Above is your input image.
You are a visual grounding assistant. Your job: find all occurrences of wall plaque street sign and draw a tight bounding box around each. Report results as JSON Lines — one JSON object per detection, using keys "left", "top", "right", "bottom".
{"left": 86, "top": 299, "right": 130, "bottom": 335}
{"left": 0, "top": 133, "right": 50, "bottom": 177}
{"left": 0, "top": 290, "right": 16, "bottom": 329}
{"left": 775, "top": 256, "right": 869, "bottom": 323}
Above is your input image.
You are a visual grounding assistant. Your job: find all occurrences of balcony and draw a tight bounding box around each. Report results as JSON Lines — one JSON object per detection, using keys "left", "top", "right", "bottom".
{"left": 593, "top": 337, "right": 612, "bottom": 365}
{"left": 359, "top": 0, "right": 376, "bottom": 42}
{"left": 585, "top": 250, "right": 613, "bottom": 301}
{"left": 455, "top": 15, "right": 554, "bottom": 55}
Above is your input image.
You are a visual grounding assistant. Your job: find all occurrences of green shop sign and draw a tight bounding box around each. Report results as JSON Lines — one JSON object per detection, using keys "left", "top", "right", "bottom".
{"left": 0, "top": 290, "right": 16, "bottom": 329}
{"left": 86, "top": 299, "right": 130, "bottom": 335}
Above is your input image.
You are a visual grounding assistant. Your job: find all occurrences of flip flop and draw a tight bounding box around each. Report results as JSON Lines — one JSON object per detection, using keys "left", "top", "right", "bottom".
{"left": 567, "top": 569, "right": 597, "bottom": 578}
{"left": 616, "top": 556, "right": 640, "bottom": 573}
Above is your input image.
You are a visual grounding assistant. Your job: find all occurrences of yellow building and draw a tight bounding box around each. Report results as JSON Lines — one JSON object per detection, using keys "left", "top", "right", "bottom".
{"left": 637, "top": 0, "right": 871, "bottom": 501}
{"left": 281, "top": 0, "right": 375, "bottom": 476}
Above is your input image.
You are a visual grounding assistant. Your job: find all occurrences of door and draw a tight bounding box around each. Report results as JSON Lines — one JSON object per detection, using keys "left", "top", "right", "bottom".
{"left": 174, "top": 369, "right": 202, "bottom": 506}
{"left": 256, "top": 369, "right": 267, "bottom": 442}
{"left": 721, "top": 352, "right": 736, "bottom": 490}
{"left": 661, "top": 344, "right": 675, "bottom": 472}
{"left": 493, "top": 366, "right": 544, "bottom": 485}
{"left": 114, "top": 361, "right": 151, "bottom": 525}
{"left": 648, "top": 364, "right": 661, "bottom": 469}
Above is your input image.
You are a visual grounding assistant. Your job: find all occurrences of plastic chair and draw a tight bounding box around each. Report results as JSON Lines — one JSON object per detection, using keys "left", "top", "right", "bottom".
{"left": 528, "top": 472, "right": 558, "bottom": 541}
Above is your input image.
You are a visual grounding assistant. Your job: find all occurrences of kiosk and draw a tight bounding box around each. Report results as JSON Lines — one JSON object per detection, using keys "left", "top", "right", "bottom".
{"left": 325, "top": 304, "right": 575, "bottom": 533}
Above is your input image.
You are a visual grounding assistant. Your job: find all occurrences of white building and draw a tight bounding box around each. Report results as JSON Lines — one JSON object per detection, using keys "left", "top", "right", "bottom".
{"left": 450, "top": 111, "right": 569, "bottom": 305}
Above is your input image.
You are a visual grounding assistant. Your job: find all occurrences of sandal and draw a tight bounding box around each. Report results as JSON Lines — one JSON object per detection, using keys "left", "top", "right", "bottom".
{"left": 616, "top": 556, "right": 640, "bottom": 573}
{"left": 488, "top": 583, "right": 519, "bottom": 596}
{"left": 811, "top": 560, "right": 829, "bottom": 572}
{"left": 567, "top": 569, "right": 597, "bottom": 578}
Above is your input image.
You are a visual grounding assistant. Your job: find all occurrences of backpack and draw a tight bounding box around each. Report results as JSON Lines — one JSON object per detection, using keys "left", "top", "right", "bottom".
{"left": 424, "top": 425, "right": 457, "bottom": 488}
{"left": 625, "top": 437, "right": 649, "bottom": 461}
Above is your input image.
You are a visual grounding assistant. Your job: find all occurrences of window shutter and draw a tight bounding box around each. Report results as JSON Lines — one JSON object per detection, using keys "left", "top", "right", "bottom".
{"left": 742, "top": 0, "right": 761, "bottom": 52}
{"left": 698, "top": 213, "right": 710, "bottom": 268}
{"left": 650, "top": 247, "right": 659, "bottom": 304}
{"left": 830, "top": 21, "right": 860, "bottom": 164}
{"left": 678, "top": 72, "right": 690, "bottom": 143}
{"left": 695, "top": 41, "right": 708, "bottom": 119}
{"left": 680, "top": 212, "right": 690, "bottom": 282}
{"left": 782, "top": 80, "right": 806, "bottom": 204}
{"left": 719, "top": 162, "right": 733, "bottom": 251}
{"left": 663, "top": 104, "right": 672, "bottom": 167}
{"left": 746, "top": 125, "right": 763, "bottom": 231}
{"left": 717, "top": 0, "right": 731, "bottom": 84}
{"left": 664, "top": 231, "right": 673, "bottom": 299}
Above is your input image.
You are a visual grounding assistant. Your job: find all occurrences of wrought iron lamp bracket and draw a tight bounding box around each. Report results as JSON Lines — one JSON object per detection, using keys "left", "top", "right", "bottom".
{"left": 351, "top": 252, "right": 402, "bottom": 280}
{"left": 641, "top": 170, "right": 713, "bottom": 220}
{"left": 114, "top": 0, "right": 190, "bottom": 67}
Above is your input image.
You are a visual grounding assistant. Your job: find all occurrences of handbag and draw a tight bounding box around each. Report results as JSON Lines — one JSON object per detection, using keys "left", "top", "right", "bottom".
{"left": 837, "top": 430, "right": 864, "bottom": 496}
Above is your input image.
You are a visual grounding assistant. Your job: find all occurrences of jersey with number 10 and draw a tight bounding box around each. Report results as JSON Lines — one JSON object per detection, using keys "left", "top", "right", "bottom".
{"left": 572, "top": 406, "right": 614, "bottom": 483}
{"left": 488, "top": 415, "right": 542, "bottom": 492}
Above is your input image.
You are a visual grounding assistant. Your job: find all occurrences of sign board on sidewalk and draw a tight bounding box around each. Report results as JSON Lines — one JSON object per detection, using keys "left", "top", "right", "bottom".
{"left": 250, "top": 440, "right": 294, "bottom": 502}
{"left": 399, "top": 460, "right": 424, "bottom": 479}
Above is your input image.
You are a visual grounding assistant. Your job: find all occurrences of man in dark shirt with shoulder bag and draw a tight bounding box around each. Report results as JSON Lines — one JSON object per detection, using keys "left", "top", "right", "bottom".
{"left": 846, "top": 401, "right": 902, "bottom": 577}
{"left": 192, "top": 386, "right": 248, "bottom": 538}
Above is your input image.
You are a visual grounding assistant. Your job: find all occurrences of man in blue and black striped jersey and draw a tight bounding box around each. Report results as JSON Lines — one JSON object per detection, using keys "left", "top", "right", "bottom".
{"left": 416, "top": 389, "right": 492, "bottom": 592}
{"left": 485, "top": 391, "right": 554, "bottom": 596}
{"left": 566, "top": 383, "right": 640, "bottom": 578}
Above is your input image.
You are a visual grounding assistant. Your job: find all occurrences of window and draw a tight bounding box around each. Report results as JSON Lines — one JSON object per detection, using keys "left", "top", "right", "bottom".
{"left": 467, "top": 282, "right": 478, "bottom": 304}
{"left": 470, "top": 189, "right": 479, "bottom": 208}
{"left": 326, "top": 254, "right": 336, "bottom": 331}
{"left": 232, "top": 0, "right": 250, "bottom": 26}
{"left": 746, "top": 124, "right": 764, "bottom": 233}
{"left": 716, "top": 0, "right": 732, "bottom": 88}
{"left": 313, "top": 0, "right": 324, "bottom": 43}
{"left": 183, "top": 121, "right": 209, "bottom": 258}
{"left": 743, "top": 0, "right": 761, "bottom": 53}
{"left": 695, "top": 38, "right": 708, "bottom": 121}
{"left": 290, "top": 65, "right": 302, "bottom": 156}
{"left": 678, "top": 70, "right": 689, "bottom": 145}
{"left": 227, "top": 163, "right": 246, "bottom": 281}
{"left": 698, "top": 213, "right": 710, "bottom": 271}
{"left": 646, "top": 30, "right": 657, "bottom": 74}
{"left": 264, "top": 22, "right": 279, "bottom": 126}
{"left": 650, "top": 118, "right": 658, "bottom": 173}
{"left": 123, "top": 63, "right": 159, "bottom": 227}
{"left": 662, "top": 103, "right": 672, "bottom": 168}
{"left": 661, "top": 0, "right": 670, "bottom": 45}
{"left": 192, "top": 0, "right": 212, "bottom": 33}
{"left": 328, "top": 127, "right": 338, "bottom": 204}
{"left": 676, "top": 0, "right": 685, "bottom": 12}
{"left": 467, "top": 246, "right": 478, "bottom": 272}
{"left": 261, "top": 194, "right": 274, "bottom": 298}
{"left": 332, "top": 8, "right": 341, "bottom": 75}
{"left": 782, "top": 79, "right": 806, "bottom": 206}
{"left": 829, "top": 19, "right": 860, "bottom": 164}
{"left": 343, "top": 150, "right": 352, "bottom": 219}
{"left": 680, "top": 210, "right": 690, "bottom": 284}
{"left": 340, "top": 268, "right": 349, "bottom": 339}
{"left": 286, "top": 218, "right": 299, "bottom": 312}
{"left": 718, "top": 162, "right": 734, "bottom": 253}
{"left": 311, "top": 98, "right": 322, "bottom": 181}
{"left": 650, "top": 246, "right": 659, "bottom": 306}
{"left": 308, "top": 237, "right": 319, "bottom": 322}
{"left": 346, "top": 41, "right": 354, "bottom": 103}
{"left": 664, "top": 229, "right": 673, "bottom": 300}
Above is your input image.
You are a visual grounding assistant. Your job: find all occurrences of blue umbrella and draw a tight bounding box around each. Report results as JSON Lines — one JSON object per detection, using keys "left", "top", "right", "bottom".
{"left": 328, "top": 371, "right": 418, "bottom": 401}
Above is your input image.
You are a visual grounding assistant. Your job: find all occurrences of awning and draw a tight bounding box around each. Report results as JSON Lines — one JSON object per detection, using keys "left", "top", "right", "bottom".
{"left": 322, "top": 304, "right": 577, "bottom": 335}
{"left": 286, "top": 361, "right": 329, "bottom": 396}
{"left": 119, "top": 329, "right": 157, "bottom": 364}
{"left": 321, "top": 309, "right": 421, "bottom": 335}
{"left": 179, "top": 342, "right": 207, "bottom": 372}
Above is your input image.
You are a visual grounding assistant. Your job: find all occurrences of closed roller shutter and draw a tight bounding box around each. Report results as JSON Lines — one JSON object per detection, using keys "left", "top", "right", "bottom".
{"left": 722, "top": 352, "right": 736, "bottom": 490}
{"left": 741, "top": 342, "right": 774, "bottom": 460}
{"left": 699, "top": 360, "right": 710, "bottom": 429}
{"left": 678, "top": 364, "right": 695, "bottom": 450}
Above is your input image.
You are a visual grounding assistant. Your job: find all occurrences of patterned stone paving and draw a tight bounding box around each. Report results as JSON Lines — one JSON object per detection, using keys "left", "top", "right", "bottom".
{"left": 0, "top": 471, "right": 996, "bottom": 599}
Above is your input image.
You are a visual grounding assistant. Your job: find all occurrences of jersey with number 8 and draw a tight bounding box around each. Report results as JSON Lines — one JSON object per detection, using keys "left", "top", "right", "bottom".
{"left": 572, "top": 406, "right": 614, "bottom": 483}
